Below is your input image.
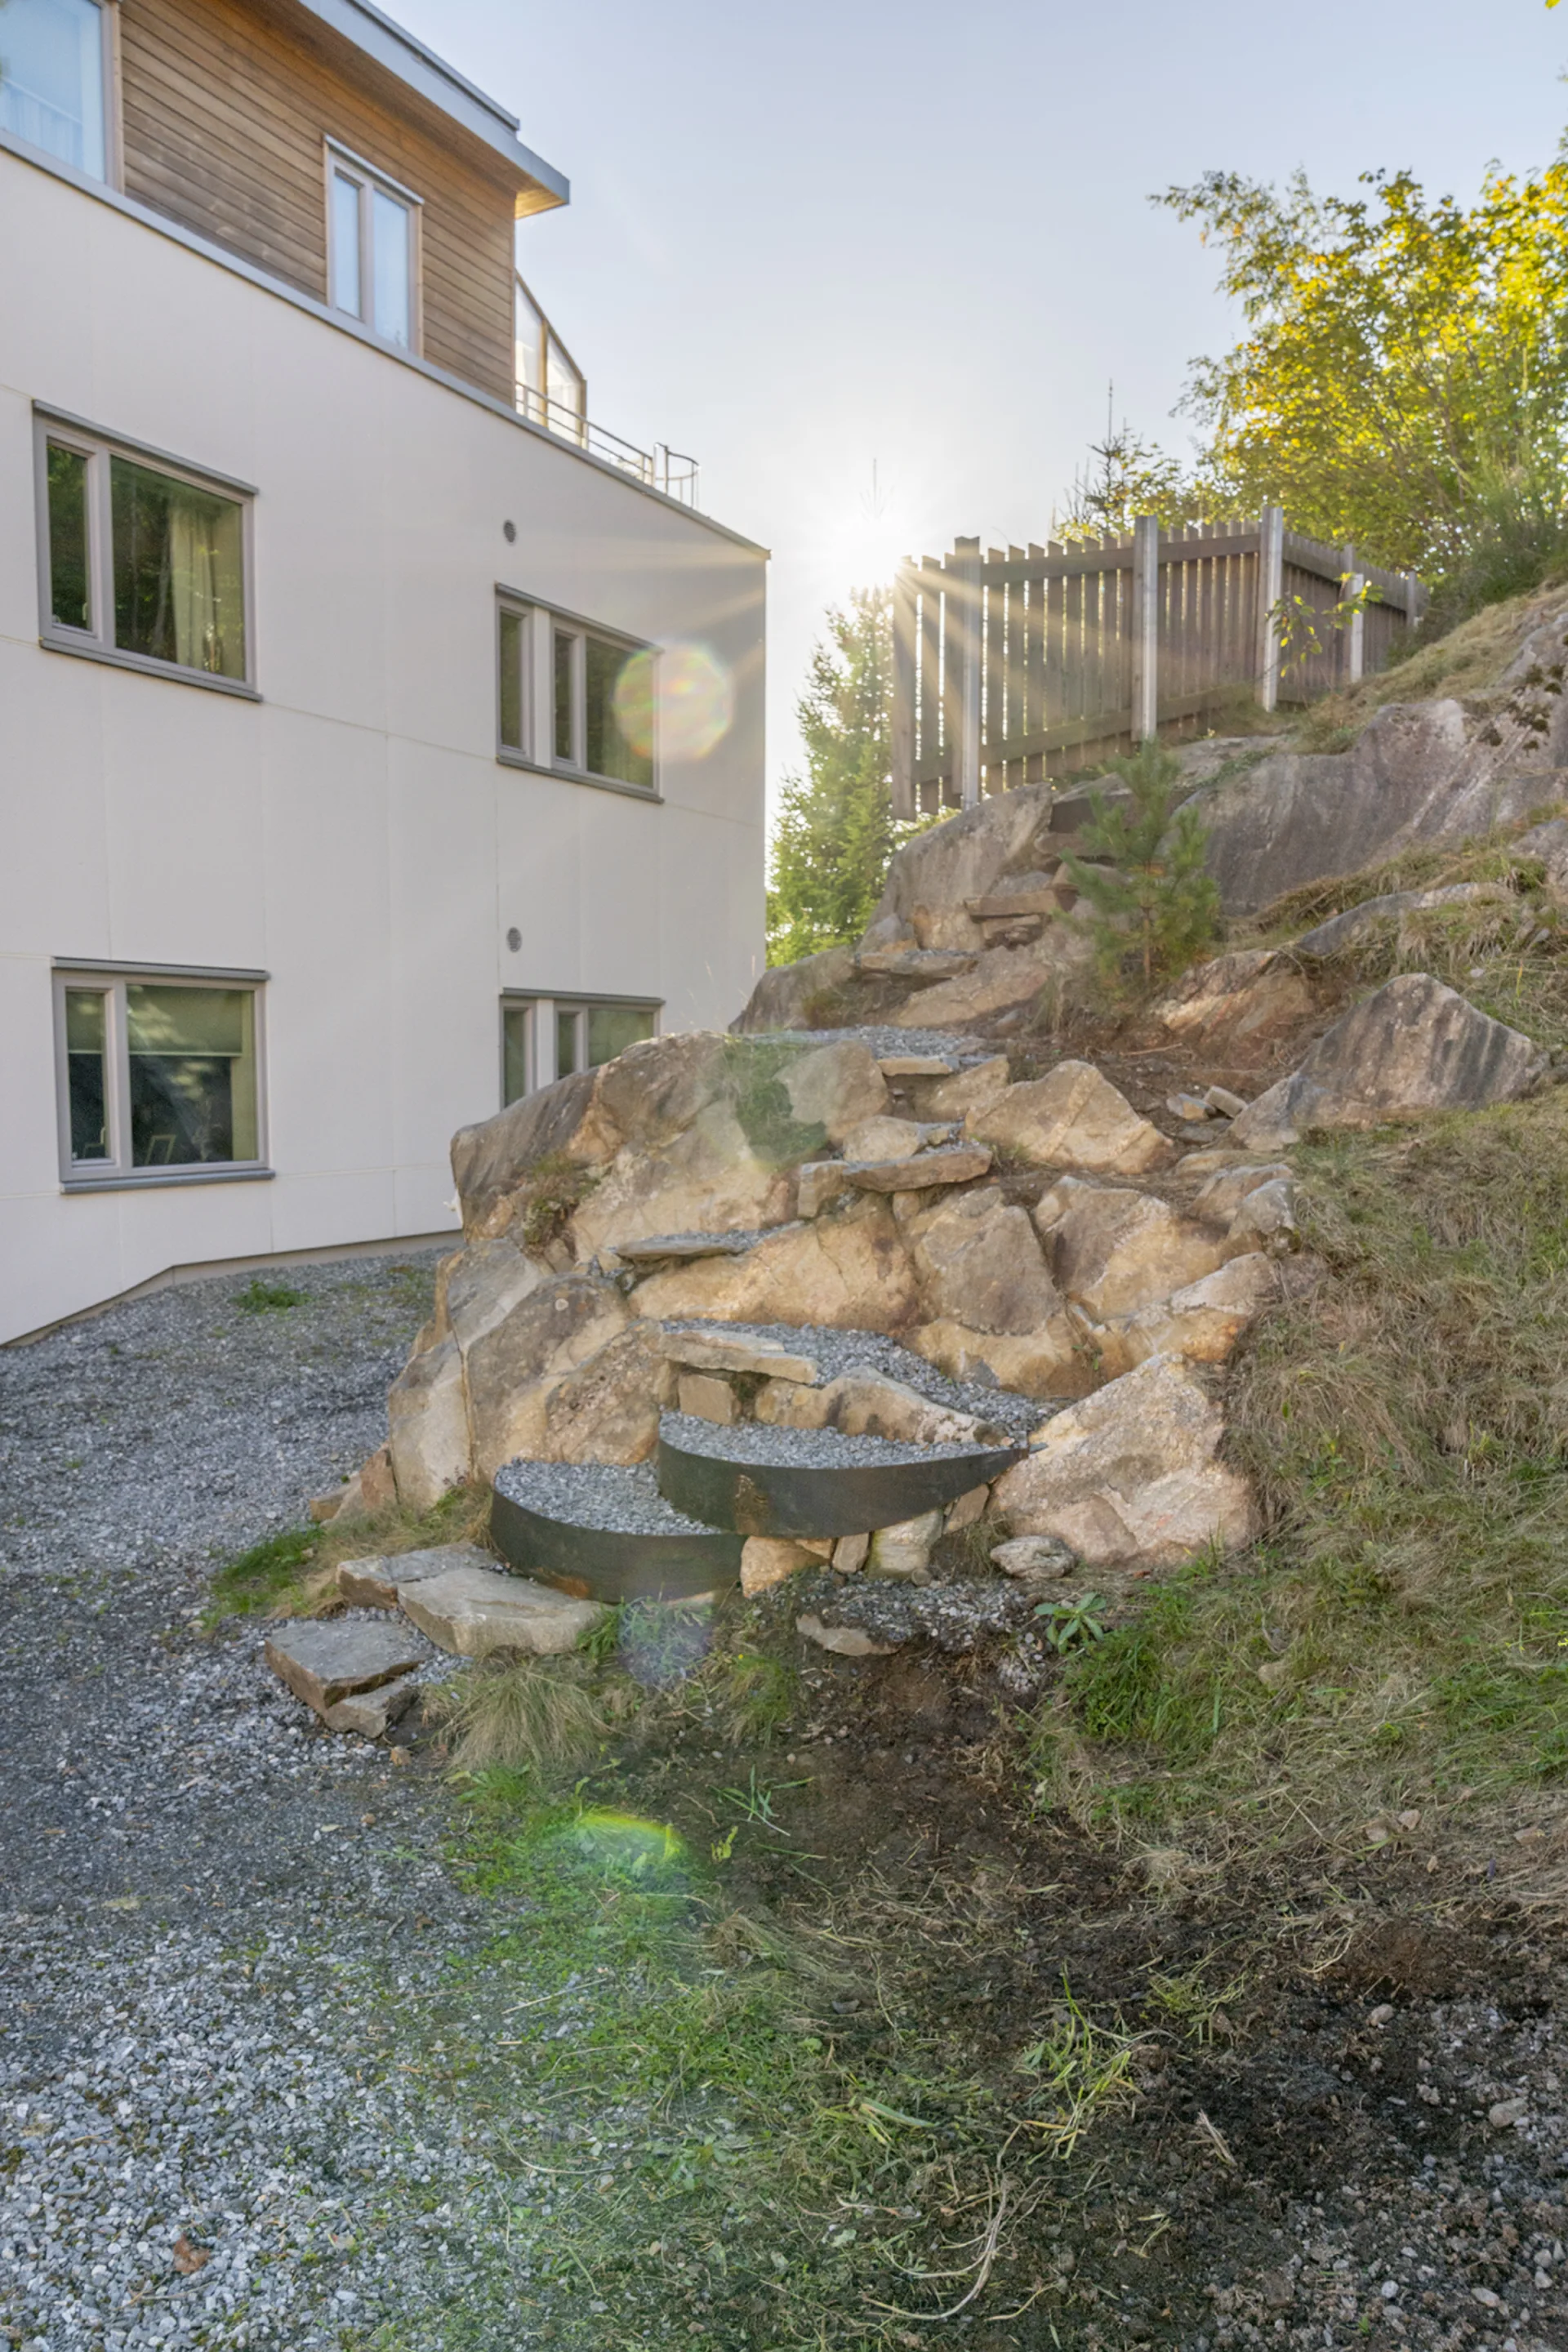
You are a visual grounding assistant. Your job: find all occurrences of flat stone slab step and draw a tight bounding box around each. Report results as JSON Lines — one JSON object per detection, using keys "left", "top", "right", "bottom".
{"left": 653, "top": 1321, "right": 1042, "bottom": 1440}
{"left": 264, "top": 1620, "right": 430, "bottom": 1722}
{"left": 336, "top": 1544, "right": 493, "bottom": 1609}
{"left": 491, "top": 1459, "right": 743, "bottom": 1605}
{"left": 609, "top": 1231, "right": 763, "bottom": 1267}
{"left": 399, "top": 1562, "right": 605, "bottom": 1657}
{"left": 658, "top": 1325, "right": 822, "bottom": 1383}
{"left": 656, "top": 1410, "right": 1026, "bottom": 1540}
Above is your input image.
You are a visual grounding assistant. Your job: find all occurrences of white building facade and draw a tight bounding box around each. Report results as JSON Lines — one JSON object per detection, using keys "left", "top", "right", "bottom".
{"left": 0, "top": 0, "right": 768, "bottom": 1345}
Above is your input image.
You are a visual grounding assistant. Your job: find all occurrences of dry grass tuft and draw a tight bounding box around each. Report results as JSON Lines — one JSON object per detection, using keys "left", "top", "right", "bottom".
{"left": 426, "top": 1654, "right": 609, "bottom": 1774}
{"left": 1290, "top": 586, "right": 1566, "bottom": 753}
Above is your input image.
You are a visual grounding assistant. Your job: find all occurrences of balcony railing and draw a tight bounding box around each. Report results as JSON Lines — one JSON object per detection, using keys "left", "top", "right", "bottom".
{"left": 515, "top": 382, "right": 699, "bottom": 508}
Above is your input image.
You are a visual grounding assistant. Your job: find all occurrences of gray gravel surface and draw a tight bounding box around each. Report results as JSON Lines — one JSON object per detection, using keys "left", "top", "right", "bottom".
{"left": 0, "top": 1254, "right": 583, "bottom": 2350}
{"left": 0, "top": 1256, "right": 443, "bottom": 1581}
{"left": 662, "top": 1319, "right": 1045, "bottom": 1439}
{"left": 492, "top": 1456, "right": 720, "bottom": 1535}
{"left": 659, "top": 1409, "right": 1017, "bottom": 1470}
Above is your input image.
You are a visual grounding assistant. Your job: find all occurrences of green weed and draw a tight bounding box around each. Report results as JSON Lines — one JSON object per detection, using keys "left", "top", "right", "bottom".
{"left": 236, "top": 1278, "right": 305, "bottom": 1313}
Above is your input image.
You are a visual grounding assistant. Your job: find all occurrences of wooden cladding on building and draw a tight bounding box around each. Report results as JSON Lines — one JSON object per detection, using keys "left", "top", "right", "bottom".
{"left": 117, "top": 0, "right": 519, "bottom": 403}
{"left": 891, "top": 517, "right": 1424, "bottom": 818}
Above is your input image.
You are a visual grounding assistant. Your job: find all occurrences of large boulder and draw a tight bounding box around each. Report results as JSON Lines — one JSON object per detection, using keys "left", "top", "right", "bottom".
{"left": 780, "top": 1040, "right": 889, "bottom": 1140}
{"left": 1293, "top": 881, "right": 1513, "bottom": 961}
{"left": 387, "top": 1337, "right": 471, "bottom": 1512}
{"left": 1230, "top": 974, "right": 1548, "bottom": 1151}
{"left": 890, "top": 929, "right": 1096, "bottom": 1027}
{"left": 451, "top": 1069, "right": 622, "bottom": 1237}
{"left": 968, "top": 1062, "right": 1174, "bottom": 1176}
{"left": 991, "top": 1354, "right": 1257, "bottom": 1567}
{"left": 732, "top": 945, "right": 858, "bottom": 1033}
{"left": 464, "top": 1274, "right": 630, "bottom": 1477}
{"left": 871, "top": 782, "right": 1054, "bottom": 952}
{"left": 1093, "top": 1253, "right": 1279, "bottom": 1376}
{"left": 1040, "top": 1183, "right": 1225, "bottom": 1318}
{"left": 1148, "top": 949, "right": 1313, "bottom": 1049}
{"left": 1190, "top": 689, "right": 1566, "bottom": 918}
{"left": 627, "top": 1198, "right": 920, "bottom": 1332}
{"left": 909, "top": 1187, "right": 1062, "bottom": 1333}
{"left": 909, "top": 1316, "right": 1094, "bottom": 1401}
{"left": 569, "top": 1110, "right": 795, "bottom": 1257}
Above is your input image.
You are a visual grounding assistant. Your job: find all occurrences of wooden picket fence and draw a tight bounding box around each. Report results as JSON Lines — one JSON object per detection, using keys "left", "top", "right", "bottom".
{"left": 890, "top": 510, "right": 1425, "bottom": 818}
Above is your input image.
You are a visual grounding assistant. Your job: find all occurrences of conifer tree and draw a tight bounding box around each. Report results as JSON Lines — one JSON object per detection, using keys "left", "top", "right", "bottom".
{"left": 1063, "top": 740, "right": 1220, "bottom": 992}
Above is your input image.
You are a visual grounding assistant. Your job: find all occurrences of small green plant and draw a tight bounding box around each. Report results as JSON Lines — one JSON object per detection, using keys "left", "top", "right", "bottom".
{"left": 516, "top": 1152, "right": 599, "bottom": 1250}
{"left": 1034, "top": 1592, "right": 1108, "bottom": 1652}
{"left": 1014, "top": 1978, "right": 1146, "bottom": 2158}
{"left": 1063, "top": 737, "right": 1221, "bottom": 991}
{"left": 236, "top": 1278, "right": 305, "bottom": 1313}
{"left": 721, "top": 1036, "right": 827, "bottom": 1167}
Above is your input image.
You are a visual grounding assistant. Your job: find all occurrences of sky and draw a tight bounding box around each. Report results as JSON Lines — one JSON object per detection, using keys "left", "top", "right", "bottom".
{"left": 391, "top": 0, "right": 1568, "bottom": 817}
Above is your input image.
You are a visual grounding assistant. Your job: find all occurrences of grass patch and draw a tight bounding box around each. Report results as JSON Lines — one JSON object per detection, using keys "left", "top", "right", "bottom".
{"left": 412, "top": 1771, "right": 1133, "bottom": 2350}
{"left": 1043, "top": 1087, "right": 1568, "bottom": 1846}
{"left": 203, "top": 1481, "right": 491, "bottom": 1628}
{"left": 514, "top": 1151, "right": 601, "bottom": 1250}
{"left": 236, "top": 1277, "right": 305, "bottom": 1313}
{"left": 722, "top": 1036, "right": 828, "bottom": 1167}
{"left": 1288, "top": 586, "right": 1562, "bottom": 754}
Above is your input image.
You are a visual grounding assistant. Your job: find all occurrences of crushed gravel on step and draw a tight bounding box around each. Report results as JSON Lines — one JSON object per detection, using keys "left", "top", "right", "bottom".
{"left": 662, "top": 1320, "right": 1046, "bottom": 1440}
{"left": 757, "top": 1024, "right": 994, "bottom": 1062}
{"left": 0, "top": 1251, "right": 446, "bottom": 1582}
{"left": 492, "top": 1457, "right": 721, "bottom": 1536}
{"left": 659, "top": 1410, "right": 1019, "bottom": 1470}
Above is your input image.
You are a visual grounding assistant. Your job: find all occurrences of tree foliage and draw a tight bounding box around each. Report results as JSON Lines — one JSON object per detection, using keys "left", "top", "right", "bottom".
{"left": 1063, "top": 740, "right": 1220, "bottom": 992}
{"left": 1054, "top": 408, "right": 1215, "bottom": 543}
{"left": 1157, "top": 158, "right": 1568, "bottom": 577}
{"left": 766, "top": 589, "right": 909, "bottom": 966}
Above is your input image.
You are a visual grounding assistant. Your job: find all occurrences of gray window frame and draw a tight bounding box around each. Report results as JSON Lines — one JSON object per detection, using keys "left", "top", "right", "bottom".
{"left": 32, "top": 407, "right": 260, "bottom": 697}
{"left": 323, "top": 138, "right": 423, "bottom": 354}
{"left": 52, "top": 959, "right": 271, "bottom": 1191}
{"left": 500, "top": 990, "right": 662, "bottom": 1104}
{"left": 495, "top": 590, "right": 660, "bottom": 801}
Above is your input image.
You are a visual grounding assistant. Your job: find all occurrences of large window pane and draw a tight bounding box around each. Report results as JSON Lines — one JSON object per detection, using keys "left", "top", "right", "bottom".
{"left": 553, "top": 630, "right": 575, "bottom": 763}
{"left": 586, "top": 1005, "right": 655, "bottom": 1067}
{"left": 111, "top": 457, "right": 246, "bottom": 679}
{"left": 47, "top": 442, "right": 91, "bottom": 630}
{"left": 127, "top": 986, "right": 256, "bottom": 1166}
{"left": 501, "top": 1004, "right": 530, "bottom": 1106}
{"left": 498, "top": 607, "right": 524, "bottom": 751}
{"left": 584, "top": 638, "right": 653, "bottom": 789}
{"left": 65, "top": 987, "right": 109, "bottom": 1160}
{"left": 371, "top": 187, "right": 410, "bottom": 345}
{"left": 0, "top": 0, "right": 105, "bottom": 180}
{"left": 331, "top": 170, "right": 362, "bottom": 318}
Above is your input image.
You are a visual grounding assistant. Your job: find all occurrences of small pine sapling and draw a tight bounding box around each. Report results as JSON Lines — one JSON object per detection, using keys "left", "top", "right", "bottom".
{"left": 1062, "top": 738, "right": 1221, "bottom": 992}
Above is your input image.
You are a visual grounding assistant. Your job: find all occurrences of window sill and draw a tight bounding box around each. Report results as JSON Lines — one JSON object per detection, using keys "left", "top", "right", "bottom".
{"left": 496, "top": 747, "right": 660, "bottom": 803}
{"left": 40, "top": 632, "right": 261, "bottom": 700}
{"left": 62, "top": 1165, "right": 274, "bottom": 1194}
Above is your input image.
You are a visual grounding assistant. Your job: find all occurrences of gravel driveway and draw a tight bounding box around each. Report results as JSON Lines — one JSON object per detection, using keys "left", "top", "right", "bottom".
{"left": 0, "top": 1257, "right": 556, "bottom": 2352}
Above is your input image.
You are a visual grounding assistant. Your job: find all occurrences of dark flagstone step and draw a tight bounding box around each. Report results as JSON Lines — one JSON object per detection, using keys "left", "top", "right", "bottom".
{"left": 490, "top": 1458, "right": 742, "bottom": 1605}
{"left": 655, "top": 1410, "right": 1025, "bottom": 1540}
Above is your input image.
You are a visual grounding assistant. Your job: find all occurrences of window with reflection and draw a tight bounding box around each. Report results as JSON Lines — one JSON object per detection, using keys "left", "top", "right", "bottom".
{"left": 0, "top": 0, "right": 106, "bottom": 179}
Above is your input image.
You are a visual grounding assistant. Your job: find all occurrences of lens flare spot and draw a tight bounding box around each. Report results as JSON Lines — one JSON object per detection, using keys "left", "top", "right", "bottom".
{"left": 573, "top": 1809, "right": 684, "bottom": 1878}
{"left": 615, "top": 642, "right": 733, "bottom": 763}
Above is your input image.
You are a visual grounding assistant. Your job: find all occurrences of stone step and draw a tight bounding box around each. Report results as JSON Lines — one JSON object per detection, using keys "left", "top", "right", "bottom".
{"left": 655, "top": 1409, "right": 1025, "bottom": 1541}
{"left": 491, "top": 1457, "right": 743, "bottom": 1605}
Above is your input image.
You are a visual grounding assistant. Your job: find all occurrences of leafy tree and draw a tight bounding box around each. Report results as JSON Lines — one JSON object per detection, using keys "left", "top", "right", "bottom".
{"left": 1157, "top": 158, "right": 1568, "bottom": 579}
{"left": 767, "top": 589, "right": 909, "bottom": 965}
{"left": 1062, "top": 740, "right": 1220, "bottom": 992}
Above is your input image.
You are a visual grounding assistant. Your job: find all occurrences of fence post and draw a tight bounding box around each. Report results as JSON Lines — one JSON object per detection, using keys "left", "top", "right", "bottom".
{"left": 1341, "top": 543, "right": 1365, "bottom": 690}
{"left": 1256, "top": 504, "right": 1285, "bottom": 711}
{"left": 1130, "top": 514, "right": 1160, "bottom": 742}
{"left": 891, "top": 565, "right": 916, "bottom": 821}
{"left": 952, "top": 536, "right": 982, "bottom": 811}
